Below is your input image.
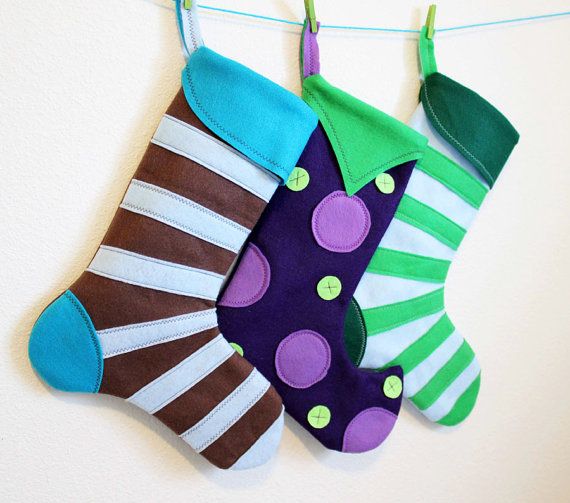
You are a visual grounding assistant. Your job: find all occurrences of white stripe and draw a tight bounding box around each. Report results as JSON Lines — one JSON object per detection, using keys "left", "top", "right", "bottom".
{"left": 405, "top": 169, "right": 479, "bottom": 230}
{"left": 128, "top": 334, "right": 234, "bottom": 414}
{"left": 354, "top": 273, "right": 442, "bottom": 310}
{"left": 379, "top": 218, "right": 456, "bottom": 261}
{"left": 176, "top": 1, "right": 204, "bottom": 60}
{"left": 421, "top": 358, "right": 481, "bottom": 422}
{"left": 181, "top": 368, "right": 270, "bottom": 452}
{"left": 98, "top": 309, "right": 218, "bottom": 359}
{"left": 87, "top": 245, "right": 224, "bottom": 300}
{"left": 121, "top": 179, "right": 249, "bottom": 253}
{"left": 230, "top": 408, "right": 285, "bottom": 470}
{"left": 404, "top": 330, "right": 464, "bottom": 397}
{"left": 360, "top": 311, "right": 445, "bottom": 369}
{"left": 409, "top": 103, "right": 490, "bottom": 188}
{"left": 153, "top": 115, "right": 278, "bottom": 202}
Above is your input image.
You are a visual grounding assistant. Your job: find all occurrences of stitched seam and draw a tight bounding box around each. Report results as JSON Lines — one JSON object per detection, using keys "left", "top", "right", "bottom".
{"left": 98, "top": 245, "right": 224, "bottom": 279}
{"left": 86, "top": 268, "right": 218, "bottom": 301}
{"left": 183, "top": 373, "right": 270, "bottom": 450}
{"left": 414, "top": 349, "right": 477, "bottom": 409}
{"left": 121, "top": 202, "right": 242, "bottom": 253}
{"left": 350, "top": 298, "right": 367, "bottom": 367}
{"left": 185, "top": 8, "right": 200, "bottom": 51}
{"left": 151, "top": 350, "right": 233, "bottom": 413}
{"left": 130, "top": 180, "right": 249, "bottom": 233}
{"left": 343, "top": 408, "right": 396, "bottom": 450}
{"left": 312, "top": 192, "right": 371, "bottom": 252}
{"left": 99, "top": 310, "right": 215, "bottom": 335}
{"left": 366, "top": 290, "right": 444, "bottom": 334}
{"left": 184, "top": 67, "right": 289, "bottom": 179}
{"left": 422, "top": 81, "right": 493, "bottom": 183}
{"left": 103, "top": 323, "right": 218, "bottom": 358}
{"left": 221, "top": 245, "right": 270, "bottom": 307}
{"left": 396, "top": 212, "right": 461, "bottom": 250}
{"left": 304, "top": 87, "right": 423, "bottom": 185}
{"left": 275, "top": 331, "right": 331, "bottom": 388}
{"left": 64, "top": 291, "right": 102, "bottom": 393}
{"left": 416, "top": 163, "right": 483, "bottom": 209}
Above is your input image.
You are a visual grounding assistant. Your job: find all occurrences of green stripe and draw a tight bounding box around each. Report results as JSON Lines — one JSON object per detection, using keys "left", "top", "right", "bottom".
{"left": 395, "top": 195, "right": 466, "bottom": 250}
{"left": 417, "top": 147, "right": 488, "bottom": 209}
{"left": 383, "top": 314, "right": 455, "bottom": 374}
{"left": 362, "top": 288, "right": 444, "bottom": 335}
{"left": 437, "top": 374, "right": 481, "bottom": 426}
{"left": 344, "top": 298, "right": 367, "bottom": 367}
{"left": 367, "top": 248, "right": 450, "bottom": 283}
{"left": 410, "top": 340, "right": 475, "bottom": 411}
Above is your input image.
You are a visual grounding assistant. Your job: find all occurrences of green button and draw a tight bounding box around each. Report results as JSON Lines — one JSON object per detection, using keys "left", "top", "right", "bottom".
{"left": 307, "top": 405, "right": 331, "bottom": 429}
{"left": 375, "top": 173, "right": 395, "bottom": 194}
{"left": 383, "top": 375, "right": 403, "bottom": 399}
{"left": 286, "top": 167, "right": 310, "bottom": 192}
{"left": 230, "top": 342, "right": 244, "bottom": 357}
{"left": 317, "top": 276, "right": 342, "bottom": 301}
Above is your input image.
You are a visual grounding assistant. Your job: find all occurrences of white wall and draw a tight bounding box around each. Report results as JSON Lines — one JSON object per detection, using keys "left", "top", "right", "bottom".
{"left": 1, "top": 1, "right": 569, "bottom": 501}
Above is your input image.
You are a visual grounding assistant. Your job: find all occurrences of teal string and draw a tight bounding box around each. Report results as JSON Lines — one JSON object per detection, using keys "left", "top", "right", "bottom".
{"left": 196, "top": 4, "right": 570, "bottom": 34}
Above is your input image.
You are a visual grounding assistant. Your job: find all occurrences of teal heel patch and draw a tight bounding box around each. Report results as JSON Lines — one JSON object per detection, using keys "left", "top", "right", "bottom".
{"left": 29, "top": 290, "right": 103, "bottom": 393}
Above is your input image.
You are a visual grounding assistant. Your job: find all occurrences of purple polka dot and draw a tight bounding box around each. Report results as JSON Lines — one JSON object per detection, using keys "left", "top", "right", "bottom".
{"left": 275, "top": 330, "right": 331, "bottom": 389}
{"left": 312, "top": 191, "right": 371, "bottom": 253}
{"left": 342, "top": 407, "right": 397, "bottom": 453}
{"left": 218, "top": 244, "right": 270, "bottom": 308}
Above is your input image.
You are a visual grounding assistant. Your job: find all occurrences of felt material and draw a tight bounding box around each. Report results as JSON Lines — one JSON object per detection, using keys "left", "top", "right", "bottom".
{"left": 218, "top": 244, "right": 271, "bottom": 308}
{"left": 346, "top": 18, "right": 520, "bottom": 422}
{"left": 183, "top": 47, "right": 317, "bottom": 183}
{"left": 342, "top": 408, "right": 398, "bottom": 454}
{"left": 344, "top": 299, "right": 367, "bottom": 367}
{"left": 28, "top": 81, "right": 314, "bottom": 469}
{"left": 418, "top": 26, "right": 520, "bottom": 187}
{"left": 301, "top": 20, "right": 321, "bottom": 78}
{"left": 312, "top": 191, "right": 371, "bottom": 253}
{"left": 302, "top": 74, "right": 427, "bottom": 196}
{"left": 29, "top": 290, "right": 103, "bottom": 393}
{"left": 217, "top": 123, "right": 415, "bottom": 453}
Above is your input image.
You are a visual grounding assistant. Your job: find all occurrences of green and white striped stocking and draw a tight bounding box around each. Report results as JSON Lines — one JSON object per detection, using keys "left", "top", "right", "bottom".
{"left": 345, "top": 12, "right": 519, "bottom": 426}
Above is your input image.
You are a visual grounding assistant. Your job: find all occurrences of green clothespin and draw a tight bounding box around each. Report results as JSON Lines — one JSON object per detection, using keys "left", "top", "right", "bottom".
{"left": 184, "top": 0, "right": 192, "bottom": 9}
{"left": 304, "top": 0, "right": 317, "bottom": 33}
{"left": 426, "top": 4, "right": 437, "bottom": 39}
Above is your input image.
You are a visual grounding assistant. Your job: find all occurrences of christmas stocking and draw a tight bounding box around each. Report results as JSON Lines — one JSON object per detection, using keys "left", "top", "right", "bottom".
{"left": 28, "top": 1, "right": 317, "bottom": 470}
{"left": 346, "top": 9, "right": 519, "bottom": 425}
{"left": 217, "top": 18, "right": 428, "bottom": 453}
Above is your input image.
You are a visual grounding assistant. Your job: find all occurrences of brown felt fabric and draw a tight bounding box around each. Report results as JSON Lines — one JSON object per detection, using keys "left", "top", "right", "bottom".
{"left": 99, "top": 328, "right": 220, "bottom": 398}
{"left": 71, "top": 273, "right": 214, "bottom": 331}
{"left": 135, "top": 144, "right": 266, "bottom": 230}
{"left": 102, "top": 209, "right": 235, "bottom": 275}
{"left": 155, "top": 352, "right": 253, "bottom": 433}
{"left": 201, "top": 388, "right": 282, "bottom": 469}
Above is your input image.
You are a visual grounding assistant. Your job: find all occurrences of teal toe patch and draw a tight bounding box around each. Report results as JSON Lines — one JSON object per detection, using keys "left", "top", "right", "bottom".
{"left": 29, "top": 290, "right": 103, "bottom": 393}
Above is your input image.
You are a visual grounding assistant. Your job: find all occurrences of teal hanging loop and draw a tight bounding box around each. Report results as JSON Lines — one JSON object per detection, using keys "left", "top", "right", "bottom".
{"left": 305, "top": 0, "right": 318, "bottom": 33}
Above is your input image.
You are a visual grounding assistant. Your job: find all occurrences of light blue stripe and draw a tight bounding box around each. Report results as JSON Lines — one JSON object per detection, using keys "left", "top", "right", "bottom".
{"left": 121, "top": 179, "right": 249, "bottom": 253}
{"left": 98, "top": 309, "right": 218, "bottom": 359}
{"left": 87, "top": 246, "right": 224, "bottom": 300}
{"left": 153, "top": 115, "right": 278, "bottom": 202}
{"left": 128, "top": 334, "right": 234, "bottom": 414}
{"left": 181, "top": 368, "right": 270, "bottom": 452}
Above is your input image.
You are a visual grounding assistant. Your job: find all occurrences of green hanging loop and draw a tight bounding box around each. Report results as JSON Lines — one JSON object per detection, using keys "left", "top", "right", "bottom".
{"left": 304, "top": 0, "right": 318, "bottom": 33}
{"left": 184, "top": 0, "right": 192, "bottom": 9}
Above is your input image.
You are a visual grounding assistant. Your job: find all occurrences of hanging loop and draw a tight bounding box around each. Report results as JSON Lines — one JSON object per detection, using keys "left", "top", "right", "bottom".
{"left": 304, "top": 0, "right": 318, "bottom": 33}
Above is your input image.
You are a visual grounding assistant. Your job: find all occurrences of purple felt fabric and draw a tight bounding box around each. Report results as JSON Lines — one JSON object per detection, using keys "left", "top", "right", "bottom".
{"left": 312, "top": 190, "right": 371, "bottom": 253}
{"left": 342, "top": 408, "right": 398, "bottom": 453}
{"left": 303, "top": 22, "right": 321, "bottom": 79}
{"left": 218, "top": 244, "right": 270, "bottom": 308}
{"left": 217, "top": 124, "right": 415, "bottom": 452}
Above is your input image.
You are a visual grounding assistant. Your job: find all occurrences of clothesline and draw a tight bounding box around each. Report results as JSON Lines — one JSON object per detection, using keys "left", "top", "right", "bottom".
{"left": 192, "top": 4, "right": 570, "bottom": 34}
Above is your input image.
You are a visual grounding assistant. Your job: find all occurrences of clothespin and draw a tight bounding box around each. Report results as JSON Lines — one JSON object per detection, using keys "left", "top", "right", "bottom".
{"left": 426, "top": 4, "right": 437, "bottom": 39}
{"left": 184, "top": 0, "right": 192, "bottom": 9}
{"left": 304, "top": 0, "right": 317, "bottom": 33}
